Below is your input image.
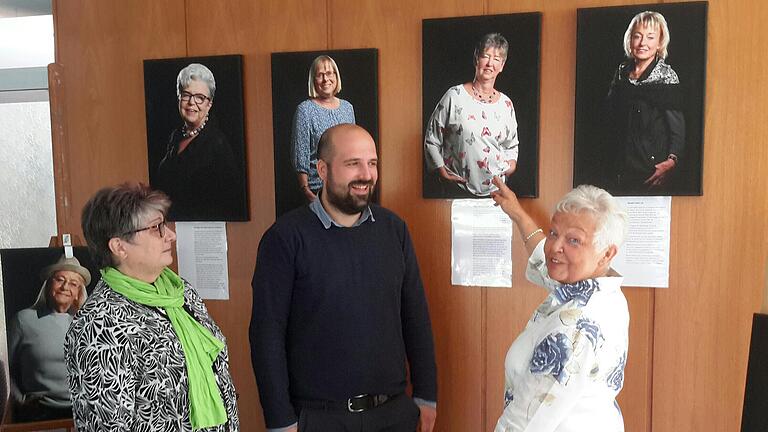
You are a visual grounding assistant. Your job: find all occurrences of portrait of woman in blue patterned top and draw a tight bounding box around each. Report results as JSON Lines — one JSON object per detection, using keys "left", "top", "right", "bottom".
{"left": 291, "top": 55, "right": 356, "bottom": 202}
{"left": 490, "top": 177, "right": 630, "bottom": 432}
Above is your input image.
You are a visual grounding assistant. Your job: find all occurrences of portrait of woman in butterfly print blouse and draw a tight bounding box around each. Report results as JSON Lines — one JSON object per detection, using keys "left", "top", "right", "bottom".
{"left": 424, "top": 32, "right": 519, "bottom": 198}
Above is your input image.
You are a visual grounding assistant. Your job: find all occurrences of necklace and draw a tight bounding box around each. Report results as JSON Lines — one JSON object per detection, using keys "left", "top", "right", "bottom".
{"left": 471, "top": 84, "right": 497, "bottom": 103}
{"left": 182, "top": 115, "right": 208, "bottom": 138}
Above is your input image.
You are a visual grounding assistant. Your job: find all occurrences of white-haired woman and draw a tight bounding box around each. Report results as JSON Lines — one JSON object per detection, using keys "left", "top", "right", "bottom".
{"left": 154, "top": 63, "right": 244, "bottom": 221}
{"left": 490, "top": 177, "right": 629, "bottom": 432}
{"left": 607, "top": 11, "right": 685, "bottom": 192}
{"left": 65, "top": 183, "right": 239, "bottom": 431}
{"left": 291, "top": 55, "right": 355, "bottom": 201}
{"left": 7, "top": 254, "right": 90, "bottom": 422}
{"left": 424, "top": 33, "right": 519, "bottom": 197}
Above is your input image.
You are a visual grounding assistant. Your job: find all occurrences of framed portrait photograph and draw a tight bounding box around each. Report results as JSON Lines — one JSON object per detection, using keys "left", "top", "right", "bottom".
{"left": 422, "top": 13, "right": 541, "bottom": 199}
{"left": 574, "top": 2, "right": 708, "bottom": 196}
{"left": 144, "top": 54, "right": 249, "bottom": 221}
{"left": 271, "top": 48, "right": 379, "bottom": 217}
{"left": 0, "top": 247, "right": 98, "bottom": 424}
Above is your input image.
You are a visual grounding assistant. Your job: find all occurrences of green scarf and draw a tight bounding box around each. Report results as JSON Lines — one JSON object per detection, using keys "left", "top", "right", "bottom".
{"left": 101, "top": 267, "right": 227, "bottom": 430}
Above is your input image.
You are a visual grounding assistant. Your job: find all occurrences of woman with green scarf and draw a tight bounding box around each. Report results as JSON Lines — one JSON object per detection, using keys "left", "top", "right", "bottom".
{"left": 64, "top": 183, "right": 240, "bottom": 431}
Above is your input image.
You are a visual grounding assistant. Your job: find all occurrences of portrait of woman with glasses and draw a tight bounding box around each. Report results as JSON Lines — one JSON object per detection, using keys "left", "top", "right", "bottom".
{"left": 65, "top": 183, "right": 240, "bottom": 431}
{"left": 290, "top": 55, "right": 356, "bottom": 202}
{"left": 6, "top": 253, "right": 91, "bottom": 423}
{"left": 151, "top": 62, "right": 247, "bottom": 221}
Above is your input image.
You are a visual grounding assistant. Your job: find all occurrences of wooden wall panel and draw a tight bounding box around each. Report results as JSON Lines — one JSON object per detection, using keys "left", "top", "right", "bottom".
{"left": 651, "top": 0, "right": 768, "bottom": 430}
{"left": 328, "top": 1, "right": 486, "bottom": 430}
{"left": 50, "top": 0, "right": 768, "bottom": 431}
{"left": 53, "top": 0, "right": 187, "bottom": 220}
{"left": 183, "top": 1, "right": 327, "bottom": 429}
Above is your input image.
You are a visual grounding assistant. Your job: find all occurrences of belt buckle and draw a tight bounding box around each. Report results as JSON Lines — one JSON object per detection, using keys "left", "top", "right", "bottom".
{"left": 347, "top": 394, "right": 368, "bottom": 413}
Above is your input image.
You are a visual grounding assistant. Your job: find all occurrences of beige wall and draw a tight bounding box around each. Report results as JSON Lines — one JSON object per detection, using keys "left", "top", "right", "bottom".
{"left": 51, "top": 0, "right": 768, "bottom": 430}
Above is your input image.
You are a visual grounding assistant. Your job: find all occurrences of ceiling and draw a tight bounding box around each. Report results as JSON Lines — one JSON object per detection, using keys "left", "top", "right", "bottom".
{"left": 0, "top": 0, "right": 51, "bottom": 18}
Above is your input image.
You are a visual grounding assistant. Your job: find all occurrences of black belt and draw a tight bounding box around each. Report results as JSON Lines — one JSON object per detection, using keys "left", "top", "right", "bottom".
{"left": 294, "top": 393, "right": 397, "bottom": 413}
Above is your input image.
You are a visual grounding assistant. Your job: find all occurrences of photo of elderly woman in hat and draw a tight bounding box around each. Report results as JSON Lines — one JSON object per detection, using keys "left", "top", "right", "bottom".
{"left": 6, "top": 253, "right": 90, "bottom": 422}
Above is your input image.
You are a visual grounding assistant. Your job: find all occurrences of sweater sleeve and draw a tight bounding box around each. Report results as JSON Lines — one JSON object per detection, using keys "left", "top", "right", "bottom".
{"left": 291, "top": 103, "right": 311, "bottom": 174}
{"left": 501, "top": 99, "right": 520, "bottom": 162}
{"left": 7, "top": 313, "right": 24, "bottom": 403}
{"left": 525, "top": 239, "right": 557, "bottom": 293}
{"left": 665, "top": 109, "right": 685, "bottom": 158}
{"left": 250, "top": 225, "right": 298, "bottom": 428}
{"left": 424, "top": 90, "right": 451, "bottom": 171}
{"left": 399, "top": 221, "right": 438, "bottom": 402}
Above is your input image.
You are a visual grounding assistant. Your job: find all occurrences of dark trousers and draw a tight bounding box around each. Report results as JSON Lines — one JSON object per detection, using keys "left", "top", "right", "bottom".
{"left": 297, "top": 393, "right": 420, "bottom": 432}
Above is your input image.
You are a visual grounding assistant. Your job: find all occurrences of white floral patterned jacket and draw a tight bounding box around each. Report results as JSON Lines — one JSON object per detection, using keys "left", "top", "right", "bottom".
{"left": 495, "top": 240, "right": 628, "bottom": 432}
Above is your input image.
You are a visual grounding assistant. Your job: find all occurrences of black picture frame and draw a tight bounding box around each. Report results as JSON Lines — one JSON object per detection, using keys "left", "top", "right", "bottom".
{"left": 422, "top": 13, "right": 541, "bottom": 199}
{"left": 271, "top": 48, "right": 380, "bottom": 217}
{"left": 144, "top": 54, "right": 249, "bottom": 221}
{"left": 1, "top": 247, "right": 99, "bottom": 424}
{"left": 574, "top": 2, "right": 708, "bottom": 196}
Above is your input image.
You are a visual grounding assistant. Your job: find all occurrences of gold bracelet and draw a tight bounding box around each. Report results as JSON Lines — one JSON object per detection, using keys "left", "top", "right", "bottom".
{"left": 524, "top": 228, "right": 543, "bottom": 244}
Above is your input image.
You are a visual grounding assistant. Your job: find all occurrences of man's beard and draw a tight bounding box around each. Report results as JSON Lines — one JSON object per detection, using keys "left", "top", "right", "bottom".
{"left": 325, "top": 179, "right": 375, "bottom": 215}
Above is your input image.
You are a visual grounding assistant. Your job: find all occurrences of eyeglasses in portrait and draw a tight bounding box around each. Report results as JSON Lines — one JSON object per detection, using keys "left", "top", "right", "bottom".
{"left": 144, "top": 54, "right": 249, "bottom": 221}
{"left": 422, "top": 13, "right": 541, "bottom": 199}
{"left": 573, "top": 2, "right": 707, "bottom": 196}
{"left": 271, "top": 49, "right": 379, "bottom": 217}
{"left": 0, "top": 247, "right": 98, "bottom": 425}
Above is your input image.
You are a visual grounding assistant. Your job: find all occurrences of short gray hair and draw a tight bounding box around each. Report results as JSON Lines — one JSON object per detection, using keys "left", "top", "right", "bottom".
{"left": 473, "top": 33, "right": 509, "bottom": 65}
{"left": 623, "top": 11, "right": 671, "bottom": 60}
{"left": 177, "top": 63, "right": 216, "bottom": 99}
{"left": 81, "top": 183, "right": 171, "bottom": 269}
{"left": 308, "top": 55, "right": 342, "bottom": 98}
{"left": 555, "top": 185, "right": 628, "bottom": 251}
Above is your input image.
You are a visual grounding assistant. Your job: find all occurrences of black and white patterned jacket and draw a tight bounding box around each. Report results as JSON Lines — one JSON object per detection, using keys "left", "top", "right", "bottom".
{"left": 64, "top": 278, "right": 240, "bottom": 431}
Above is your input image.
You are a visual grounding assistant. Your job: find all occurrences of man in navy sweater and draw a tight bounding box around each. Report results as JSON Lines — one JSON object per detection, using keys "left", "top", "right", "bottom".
{"left": 250, "top": 124, "right": 437, "bottom": 432}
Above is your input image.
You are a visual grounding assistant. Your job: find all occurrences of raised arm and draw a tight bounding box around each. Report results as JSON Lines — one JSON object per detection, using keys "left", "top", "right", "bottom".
{"left": 490, "top": 176, "right": 545, "bottom": 256}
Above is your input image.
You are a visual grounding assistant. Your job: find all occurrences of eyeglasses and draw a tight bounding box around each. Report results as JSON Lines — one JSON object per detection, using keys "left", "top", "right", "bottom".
{"left": 52, "top": 275, "right": 83, "bottom": 290}
{"left": 179, "top": 91, "right": 211, "bottom": 105}
{"left": 315, "top": 71, "right": 336, "bottom": 79}
{"left": 122, "top": 220, "right": 167, "bottom": 238}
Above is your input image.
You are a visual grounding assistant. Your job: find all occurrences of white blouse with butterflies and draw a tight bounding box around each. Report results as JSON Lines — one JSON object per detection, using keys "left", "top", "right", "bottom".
{"left": 424, "top": 84, "right": 519, "bottom": 196}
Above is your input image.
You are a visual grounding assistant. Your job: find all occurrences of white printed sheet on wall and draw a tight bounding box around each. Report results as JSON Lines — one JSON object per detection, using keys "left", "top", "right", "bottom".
{"left": 451, "top": 199, "right": 513, "bottom": 288}
{"left": 612, "top": 196, "right": 672, "bottom": 288}
{"left": 175, "top": 222, "right": 230, "bottom": 299}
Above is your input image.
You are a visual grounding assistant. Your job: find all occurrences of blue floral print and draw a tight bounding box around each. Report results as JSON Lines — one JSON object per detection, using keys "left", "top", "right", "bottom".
{"left": 606, "top": 353, "right": 627, "bottom": 391}
{"left": 554, "top": 279, "right": 599, "bottom": 306}
{"left": 576, "top": 318, "right": 603, "bottom": 348}
{"left": 504, "top": 388, "right": 514, "bottom": 408}
{"left": 530, "top": 333, "right": 572, "bottom": 384}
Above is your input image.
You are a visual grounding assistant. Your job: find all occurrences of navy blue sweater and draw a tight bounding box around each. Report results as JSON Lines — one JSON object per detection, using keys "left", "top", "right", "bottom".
{"left": 250, "top": 205, "right": 437, "bottom": 429}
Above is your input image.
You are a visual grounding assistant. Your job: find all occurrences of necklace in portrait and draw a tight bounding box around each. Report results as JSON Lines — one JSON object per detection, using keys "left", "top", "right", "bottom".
{"left": 182, "top": 115, "right": 208, "bottom": 138}
{"left": 472, "top": 85, "right": 497, "bottom": 104}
